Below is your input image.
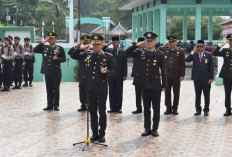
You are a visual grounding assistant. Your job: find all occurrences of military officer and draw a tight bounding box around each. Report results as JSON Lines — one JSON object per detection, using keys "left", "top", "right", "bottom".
{"left": 159, "top": 36, "right": 185, "bottom": 115}
{"left": 68, "top": 35, "right": 92, "bottom": 112}
{"left": 103, "top": 36, "right": 127, "bottom": 113}
{"left": 186, "top": 40, "right": 214, "bottom": 116}
{"left": 0, "top": 37, "right": 15, "bottom": 91}
{"left": 70, "top": 34, "right": 114, "bottom": 143}
{"left": 34, "top": 32, "right": 66, "bottom": 111}
{"left": 213, "top": 34, "right": 232, "bottom": 116}
{"left": 23, "top": 37, "right": 35, "bottom": 87}
{"left": 125, "top": 32, "right": 167, "bottom": 137}
{"left": 12, "top": 36, "right": 24, "bottom": 89}
{"left": 125, "top": 37, "right": 145, "bottom": 114}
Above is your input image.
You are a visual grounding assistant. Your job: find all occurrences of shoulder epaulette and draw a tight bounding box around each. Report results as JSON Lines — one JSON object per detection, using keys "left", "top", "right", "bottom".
{"left": 104, "top": 52, "right": 113, "bottom": 56}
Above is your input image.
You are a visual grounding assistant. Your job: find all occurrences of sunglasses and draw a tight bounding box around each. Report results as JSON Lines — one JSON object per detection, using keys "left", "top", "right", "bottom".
{"left": 197, "top": 45, "right": 204, "bottom": 48}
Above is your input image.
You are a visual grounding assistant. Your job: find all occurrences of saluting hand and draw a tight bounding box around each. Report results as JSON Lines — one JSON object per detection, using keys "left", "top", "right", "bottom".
{"left": 136, "top": 41, "right": 146, "bottom": 48}
{"left": 161, "top": 42, "right": 169, "bottom": 49}
{"left": 107, "top": 42, "right": 113, "bottom": 47}
{"left": 75, "top": 43, "right": 82, "bottom": 48}
{"left": 220, "top": 41, "right": 228, "bottom": 48}
{"left": 101, "top": 67, "right": 108, "bottom": 74}
{"left": 80, "top": 44, "right": 91, "bottom": 50}
{"left": 42, "top": 38, "right": 49, "bottom": 44}
{"left": 192, "top": 45, "right": 198, "bottom": 53}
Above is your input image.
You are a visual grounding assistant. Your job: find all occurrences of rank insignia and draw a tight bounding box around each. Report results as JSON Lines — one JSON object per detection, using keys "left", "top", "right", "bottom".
{"left": 153, "top": 60, "right": 157, "bottom": 63}
{"left": 153, "top": 63, "right": 156, "bottom": 66}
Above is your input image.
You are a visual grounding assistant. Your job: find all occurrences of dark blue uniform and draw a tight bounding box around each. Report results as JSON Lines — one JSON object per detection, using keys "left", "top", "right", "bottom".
{"left": 34, "top": 43, "right": 66, "bottom": 110}
{"left": 102, "top": 45, "right": 127, "bottom": 112}
{"left": 70, "top": 48, "right": 114, "bottom": 138}
{"left": 186, "top": 51, "right": 214, "bottom": 114}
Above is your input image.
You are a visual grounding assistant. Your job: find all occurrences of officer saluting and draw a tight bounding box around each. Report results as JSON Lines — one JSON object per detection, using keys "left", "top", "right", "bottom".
{"left": 125, "top": 32, "right": 167, "bottom": 137}
{"left": 103, "top": 36, "right": 127, "bottom": 113}
{"left": 12, "top": 36, "right": 25, "bottom": 89}
{"left": 213, "top": 34, "right": 232, "bottom": 116}
{"left": 159, "top": 36, "right": 185, "bottom": 115}
{"left": 70, "top": 34, "right": 114, "bottom": 143}
{"left": 0, "top": 37, "right": 15, "bottom": 91}
{"left": 34, "top": 32, "right": 66, "bottom": 111}
{"left": 68, "top": 35, "right": 92, "bottom": 111}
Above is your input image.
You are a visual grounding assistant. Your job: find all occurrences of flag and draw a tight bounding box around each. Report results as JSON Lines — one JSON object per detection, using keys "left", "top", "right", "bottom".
{"left": 20, "top": 20, "right": 23, "bottom": 26}
{"left": 52, "top": 21, "right": 55, "bottom": 32}
{"left": 33, "top": 18, "right": 35, "bottom": 27}
{"left": 118, "top": 21, "right": 121, "bottom": 38}
{"left": 13, "top": 18, "right": 15, "bottom": 27}
{"left": 42, "top": 20, "right": 45, "bottom": 41}
{"left": 68, "top": 0, "right": 71, "bottom": 7}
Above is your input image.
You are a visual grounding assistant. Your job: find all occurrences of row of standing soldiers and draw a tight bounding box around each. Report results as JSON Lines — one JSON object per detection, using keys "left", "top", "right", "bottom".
{"left": 0, "top": 36, "right": 34, "bottom": 91}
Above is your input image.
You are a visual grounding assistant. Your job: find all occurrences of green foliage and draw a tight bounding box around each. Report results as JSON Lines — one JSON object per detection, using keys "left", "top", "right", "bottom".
{"left": 168, "top": 16, "right": 225, "bottom": 40}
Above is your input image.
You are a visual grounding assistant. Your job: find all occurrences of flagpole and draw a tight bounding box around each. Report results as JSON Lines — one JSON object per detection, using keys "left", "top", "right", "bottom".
{"left": 42, "top": 20, "right": 45, "bottom": 42}
{"left": 69, "top": 0, "right": 74, "bottom": 44}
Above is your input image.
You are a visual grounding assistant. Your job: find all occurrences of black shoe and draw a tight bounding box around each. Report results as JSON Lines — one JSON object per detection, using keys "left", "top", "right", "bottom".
{"left": 164, "top": 109, "right": 172, "bottom": 115}
{"left": 12, "top": 86, "right": 17, "bottom": 89}
{"left": 224, "top": 111, "right": 231, "bottom": 116}
{"left": 107, "top": 109, "right": 116, "bottom": 113}
{"left": 90, "top": 134, "right": 99, "bottom": 142}
{"left": 116, "top": 109, "right": 122, "bottom": 113}
{"left": 23, "top": 83, "right": 28, "bottom": 87}
{"left": 43, "top": 107, "right": 53, "bottom": 111}
{"left": 152, "top": 130, "right": 159, "bottom": 137}
{"left": 78, "top": 108, "right": 87, "bottom": 112}
{"left": 1, "top": 88, "right": 7, "bottom": 92}
{"left": 0, "top": 86, "right": 2, "bottom": 89}
{"left": 10, "top": 84, "right": 13, "bottom": 86}
{"left": 16, "top": 86, "right": 21, "bottom": 89}
{"left": 194, "top": 112, "right": 201, "bottom": 116}
{"left": 5, "top": 88, "right": 10, "bottom": 92}
{"left": 29, "top": 84, "right": 33, "bottom": 87}
{"left": 204, "top": 111, "right": 209, "bottom": 116}
{"left": 98, "top": 136, "right": 106, "bottom": 143}
{"left": 132, "top": 109, "right": 142, "bottom": 114}
{"left": 141, "top": 129, "right": 152, "bottom": 136}
{"left": 172, "top": 110, "right": 179, "bottom": 115}
{"left": 54, "top": 106, "right": 60, "bottom": 111}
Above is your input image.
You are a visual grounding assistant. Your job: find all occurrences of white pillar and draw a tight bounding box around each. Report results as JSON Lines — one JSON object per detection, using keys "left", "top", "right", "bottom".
{"left": 69, "top": 0, "right": 74, "bottom": 44}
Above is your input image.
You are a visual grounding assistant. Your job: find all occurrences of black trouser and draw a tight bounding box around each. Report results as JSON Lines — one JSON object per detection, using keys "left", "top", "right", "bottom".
{"left": 108, "top": 76, "right": 123, "bottom": 110}
{"left": 2, "top": 60, "right": 13, "bottom": 89}
{"left": 142, "top": 88, "right": 161, "bottom": 131}
{"left": 23, "top": 59, "right": 34, "bottom": 83}
{"left": 165, "top": 77, "right": 181, "bottom": 110}
{"left": 45, "top": 74, "right": 61, "bottom": 108}
{"left": 223, "top": 78, "right": 232, "bottom": 111}
{"left": 0, "top": 64, "right": 3, "bottom": 87}
{"left": 135, "top": 85, "right": 142, "bottom": 110}
{"left": 89, "top": 90, "right": 107, "bottom": 137}
{"left": 194, "top": 79, "right": 211, "bottom": 113}
{"left": 13, "top": 59, "right": 23, "bottom": 85}
{"left": 79, "top": 87, "right": 87, "bottom": 108}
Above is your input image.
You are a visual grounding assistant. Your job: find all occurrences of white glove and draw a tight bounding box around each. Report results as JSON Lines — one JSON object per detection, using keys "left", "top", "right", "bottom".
{"left": 14, "top": 52, "right": 17, "bottom": 55}
{"left": 1, "top": 54, "right": 6, "bottom": 59}
{"left": 24, "top": 52, "right": 29, "bottom": 55}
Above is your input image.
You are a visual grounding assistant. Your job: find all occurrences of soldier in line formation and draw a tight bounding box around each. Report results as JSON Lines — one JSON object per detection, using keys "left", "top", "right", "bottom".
{"left": 0, "top": 36, "right": 35, "bottom": 91}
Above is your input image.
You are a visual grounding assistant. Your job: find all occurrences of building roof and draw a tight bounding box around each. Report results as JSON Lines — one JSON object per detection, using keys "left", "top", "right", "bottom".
{"left": 119, "top": 0, "right": 152, "bottom": 10}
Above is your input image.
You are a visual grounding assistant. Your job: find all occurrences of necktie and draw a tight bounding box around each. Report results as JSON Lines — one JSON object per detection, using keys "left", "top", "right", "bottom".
{"left": 199, "top": 53, "right": 202, "bottom": 62}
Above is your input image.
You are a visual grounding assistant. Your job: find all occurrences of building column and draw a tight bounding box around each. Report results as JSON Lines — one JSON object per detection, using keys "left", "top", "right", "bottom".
{"left": 183, "top": 9, "right": 188, "bottom": 42}
{"left": 153, "top": 9, "right": 160, "bottom": 42}
{"left": 208, "top": 15, "right": 213, "bottom": 43}
{"left": 137, "top": 14, "right": 141, "bottom": 38}
{"left": 142, "top": 13, "right": 147, "bottom": 35}
{"left": 195, "top": 4, "right": 202, "bottom": 42}
{"left": 160, "top": 4, "right": 167, "bottom": 44}
{"left": 132, "top": 15, "right": 137, "bottom": 42}
{"left": 147, "top": 11, "right": 153, "bottom": 32}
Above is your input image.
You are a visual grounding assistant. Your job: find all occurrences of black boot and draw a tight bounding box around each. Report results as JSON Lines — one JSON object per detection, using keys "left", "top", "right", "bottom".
{"left": 23, "top": 82, "right": 28, "bottom": 87}
{"left": 224, "top": 110, "right": 231, "bottom": 116}
{"left": 29, "top": 81, "right": 33, "bottom": 87}
{"left": 132, "top": 109, "right": 142, "bottom": 114}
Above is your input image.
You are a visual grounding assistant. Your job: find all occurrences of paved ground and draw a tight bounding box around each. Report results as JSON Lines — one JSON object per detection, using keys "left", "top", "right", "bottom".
{"left": 0, "top": 78, "right": 231, "bottom": 157}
